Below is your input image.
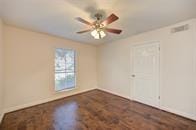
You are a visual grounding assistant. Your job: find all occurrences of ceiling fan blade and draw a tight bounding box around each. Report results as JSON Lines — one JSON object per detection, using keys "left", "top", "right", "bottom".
{"left": 75, "top": 17, "right": 92, "bottom": 26}
{"left": 102, "top": 14, "right": 119, "bottom": 26}
{"left": 105, "top": 28, "right": 122, "bottom": 34}
{"left": 76, "top": 29, "right": 92, "bottom": 34}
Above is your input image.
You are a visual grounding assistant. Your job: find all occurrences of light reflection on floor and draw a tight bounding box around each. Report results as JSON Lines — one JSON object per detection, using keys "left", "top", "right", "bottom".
{"left": 53, "top": 101, "right": 78, "bottom": 130}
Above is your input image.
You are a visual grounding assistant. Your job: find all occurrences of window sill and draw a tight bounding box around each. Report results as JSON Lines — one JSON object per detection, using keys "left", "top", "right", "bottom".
{"left": 55, "top": 87, "right": 76, "bottom": 93}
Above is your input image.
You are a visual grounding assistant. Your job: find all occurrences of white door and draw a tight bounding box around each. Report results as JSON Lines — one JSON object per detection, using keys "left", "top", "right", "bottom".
{"left": 132, "top": 42, "right": 160, "bottom": 108}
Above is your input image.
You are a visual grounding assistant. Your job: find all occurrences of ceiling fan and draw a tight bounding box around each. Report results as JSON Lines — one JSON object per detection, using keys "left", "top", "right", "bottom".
{"left": 76, "top": 13, "right": 122, "bottom": 39}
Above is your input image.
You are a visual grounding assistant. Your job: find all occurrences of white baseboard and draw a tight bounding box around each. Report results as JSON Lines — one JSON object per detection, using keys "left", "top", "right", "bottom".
{"left": 97, "top": 88, "right": 130, "bottom": 99}
{"left": 4, "top": 88, "right": 96, "bottom": 114}
{"left": 0, "top": 112, "right": 5, "bottom": 123}
{"left": 161, "top": 106, "right": 196, "bottom": 121}
{"left": 98, "top": 88, "right": 196, "bottom": 121}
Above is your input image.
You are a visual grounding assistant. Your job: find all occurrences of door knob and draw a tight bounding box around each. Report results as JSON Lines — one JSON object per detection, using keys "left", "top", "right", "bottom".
{"left": 132, "top": 74, "right": 135, "bottom": 77}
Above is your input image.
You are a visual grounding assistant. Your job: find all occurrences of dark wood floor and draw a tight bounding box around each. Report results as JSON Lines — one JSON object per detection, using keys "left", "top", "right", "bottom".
{"left": 1, "top": 90, "right": 196, "bottom": 130}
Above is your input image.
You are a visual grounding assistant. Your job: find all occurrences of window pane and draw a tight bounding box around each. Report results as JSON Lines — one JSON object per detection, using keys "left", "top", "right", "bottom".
{"left": 65, "top": 50, "right": 75, "bottom": 64}
{"left": 55, "top": 73, "right": 75, "bottom": 91}
{"left": 55, "top": 50, "right": 66, "bottom": 72}
{"left": 55, "top": 48, "right": 76, "bottom": 91}
{"left": 65, "top": 63, "right": 74, "bottom": 72}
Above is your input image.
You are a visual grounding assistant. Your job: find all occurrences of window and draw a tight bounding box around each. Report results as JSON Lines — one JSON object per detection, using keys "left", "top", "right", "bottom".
{"left": 55, "top": 48, "right": 76, "bottom": 91}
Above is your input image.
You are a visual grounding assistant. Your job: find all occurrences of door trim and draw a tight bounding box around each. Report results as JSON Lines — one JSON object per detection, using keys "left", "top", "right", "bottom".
{"left": 130, "top": 41, "right": 161, "bottom": 109}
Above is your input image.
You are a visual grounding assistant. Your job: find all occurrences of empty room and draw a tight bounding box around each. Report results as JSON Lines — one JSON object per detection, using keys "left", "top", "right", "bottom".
{"left": 0, "top": 0, "right": 196, "bottom": 130}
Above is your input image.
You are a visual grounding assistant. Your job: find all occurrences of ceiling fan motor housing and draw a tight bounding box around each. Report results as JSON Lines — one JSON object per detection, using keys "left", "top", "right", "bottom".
{"left": 94, "top": 13, "right": 103, "bottom": 21}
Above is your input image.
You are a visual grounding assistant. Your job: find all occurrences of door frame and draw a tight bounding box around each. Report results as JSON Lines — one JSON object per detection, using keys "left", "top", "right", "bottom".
{"left": 130, "top": 41, "right": 161, "bottom": 108}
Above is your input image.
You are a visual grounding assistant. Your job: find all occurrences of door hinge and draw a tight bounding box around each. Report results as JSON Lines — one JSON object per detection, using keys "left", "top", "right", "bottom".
{"left": 158, "top": 96, "right": 160, "bottom": 100}
{"left": 159, "top": 47, "right": 160, "bottom": 51}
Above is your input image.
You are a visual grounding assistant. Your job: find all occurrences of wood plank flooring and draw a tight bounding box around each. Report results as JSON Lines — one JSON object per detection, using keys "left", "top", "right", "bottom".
{"left": 1, "top": 89, "right": 196, "bottom": 130}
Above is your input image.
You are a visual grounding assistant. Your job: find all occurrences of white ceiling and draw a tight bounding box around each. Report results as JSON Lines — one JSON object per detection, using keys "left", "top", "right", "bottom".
{"left": 0, "top": 0, "right": 196, "bottom": 45}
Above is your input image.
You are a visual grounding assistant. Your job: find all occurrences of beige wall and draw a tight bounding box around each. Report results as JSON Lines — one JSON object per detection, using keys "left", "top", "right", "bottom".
{"left": 0, "top": 19, "right": 4, "bottom": 121}
{"left": 98, "top": 19, "right": 196, "bottom": 120}
{"left": 193, "top": 19, "right": 196, "bottom": 119}
{"left": 3, "top": 25, "right": 97, "bottom": 111}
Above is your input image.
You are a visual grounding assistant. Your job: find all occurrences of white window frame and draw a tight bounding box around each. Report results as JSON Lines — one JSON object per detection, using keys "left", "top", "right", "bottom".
{"left": 55, "top": 48, "right": 77, "bottom": 92}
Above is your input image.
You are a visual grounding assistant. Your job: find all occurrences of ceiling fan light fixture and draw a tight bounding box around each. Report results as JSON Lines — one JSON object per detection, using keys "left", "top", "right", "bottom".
{"left": 91, "top": 29, "right": 106, "bottom": 39}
